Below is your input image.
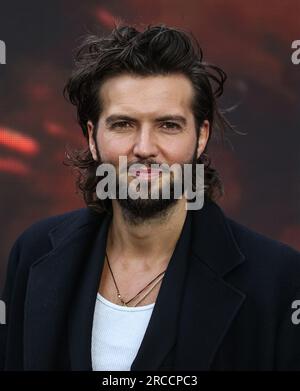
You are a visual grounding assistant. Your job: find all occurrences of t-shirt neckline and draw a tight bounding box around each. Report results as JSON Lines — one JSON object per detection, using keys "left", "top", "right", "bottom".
{"left": 96, "top": 292, "right": 155, "bottom": 312}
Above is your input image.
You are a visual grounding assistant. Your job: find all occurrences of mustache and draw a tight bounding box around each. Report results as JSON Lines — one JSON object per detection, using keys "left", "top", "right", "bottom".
{"left": 124, "top": 160, "right": 170, "bottom": 174}
{"left": 115, "top": 159, "right": 197, "bottom": 176}
{"left": 128, "top": 159, "right": 161, "bottom": 168}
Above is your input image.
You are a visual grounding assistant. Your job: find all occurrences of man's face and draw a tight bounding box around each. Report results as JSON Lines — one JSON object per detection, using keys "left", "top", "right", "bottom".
{"left": 88, "top": 73, "right": 209, "bottom": 222}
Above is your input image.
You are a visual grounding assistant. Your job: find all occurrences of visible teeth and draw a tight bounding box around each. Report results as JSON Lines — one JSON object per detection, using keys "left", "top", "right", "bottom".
{"left": 131, "top": 168, "right": 162, "bottom": 177}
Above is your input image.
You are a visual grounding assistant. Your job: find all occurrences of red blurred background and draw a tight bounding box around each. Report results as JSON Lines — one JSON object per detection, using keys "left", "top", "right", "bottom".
{"left": 0, "top": 0, "right": 300, "bottom": 290}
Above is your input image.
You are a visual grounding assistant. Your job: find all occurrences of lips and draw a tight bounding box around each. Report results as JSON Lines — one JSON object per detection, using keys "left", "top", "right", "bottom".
{"left": 133, "top": 167, "right": 161, "bottom": 178}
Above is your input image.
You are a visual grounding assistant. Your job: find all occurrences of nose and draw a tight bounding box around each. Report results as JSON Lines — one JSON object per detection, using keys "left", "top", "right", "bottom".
{"left": 132, "top": 127, "right": 159, "bottom": 160}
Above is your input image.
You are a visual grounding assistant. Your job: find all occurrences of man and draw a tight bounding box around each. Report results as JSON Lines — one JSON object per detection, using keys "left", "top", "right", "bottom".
{"left": 1, "top": 24, "right": 300, "bottom": 371}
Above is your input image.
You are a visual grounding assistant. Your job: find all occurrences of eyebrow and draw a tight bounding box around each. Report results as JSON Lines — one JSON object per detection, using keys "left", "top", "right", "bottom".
{"left": 105, "top": 114, "right": 187, "bottom": 126}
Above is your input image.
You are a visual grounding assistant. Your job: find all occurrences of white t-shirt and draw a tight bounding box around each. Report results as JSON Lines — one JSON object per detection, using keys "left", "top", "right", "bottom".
{"left": 91, "top": 292, "right": 155, "bottom": 371}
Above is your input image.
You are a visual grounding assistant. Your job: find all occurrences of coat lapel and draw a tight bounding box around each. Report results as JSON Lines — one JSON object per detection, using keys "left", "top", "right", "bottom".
{"left": 174, "top": 254, "right": 246, "bottom": 370}
{"left": 68, "top": 212, "right": 112, "bottom": 370}
{"left": 130, "top": 210, "right": 193, "bottom": 370}
{"left": 23, "top": 209, "right": 110, "bottom": 370}
{"left": 173, "top": 199, "right": 246, "bottom": 370}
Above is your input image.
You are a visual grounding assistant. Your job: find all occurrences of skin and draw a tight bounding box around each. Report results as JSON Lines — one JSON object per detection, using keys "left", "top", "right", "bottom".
{"left": 87, "top": 73, "right": 209, "bottom": 304}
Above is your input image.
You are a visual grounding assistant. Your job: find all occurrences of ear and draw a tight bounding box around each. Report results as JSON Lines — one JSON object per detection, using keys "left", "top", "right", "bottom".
{"left": 196, "top": 120, "right": 210, "bottom": 160}
{"left": 87, "top": 120, "right": 98, "bottom": 161}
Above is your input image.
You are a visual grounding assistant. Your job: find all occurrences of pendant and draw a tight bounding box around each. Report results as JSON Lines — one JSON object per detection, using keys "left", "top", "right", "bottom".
{"left": 117, "top": 293, "right": 127, "bottom": 306}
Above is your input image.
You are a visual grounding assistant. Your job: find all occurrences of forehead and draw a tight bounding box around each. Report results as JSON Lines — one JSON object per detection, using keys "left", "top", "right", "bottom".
{"left": 99, "top": 73, "right": 194, "bottom": 118}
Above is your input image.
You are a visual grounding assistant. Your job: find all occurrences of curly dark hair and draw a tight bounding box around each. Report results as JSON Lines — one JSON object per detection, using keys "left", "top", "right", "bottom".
{"left": 63, "top": 24, "right": 234, "bottom": 214}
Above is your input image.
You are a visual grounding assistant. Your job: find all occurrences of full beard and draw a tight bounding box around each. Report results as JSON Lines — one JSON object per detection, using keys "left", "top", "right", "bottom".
{"left": 95, "top": 141, "right": 198, "bottom": 225}
{"left": 116, "top": 177, "right": 180, "bottom": 225}
{"left": 116, "top": 156, "right": 197, "bottom": 225}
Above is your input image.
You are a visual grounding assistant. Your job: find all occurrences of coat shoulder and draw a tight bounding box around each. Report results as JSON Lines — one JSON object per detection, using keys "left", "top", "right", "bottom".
{"left": 16, "top": 208, "right": 89, "bottom": 245}
{"left": 6, "top": 207, "right": 104, "bottom": 272}
{"left": 227, "top": 216, "right": 300, "bottom": 260}
{"left": 226, "top": 216, "right": 300, "bottom": 293}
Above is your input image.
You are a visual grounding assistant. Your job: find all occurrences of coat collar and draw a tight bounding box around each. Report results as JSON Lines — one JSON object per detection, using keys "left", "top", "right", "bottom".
{"left": 24, "top": 197, "right": 246, "bottom": 370}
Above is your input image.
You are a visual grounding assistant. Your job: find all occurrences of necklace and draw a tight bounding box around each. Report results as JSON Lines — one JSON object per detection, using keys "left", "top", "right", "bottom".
{"left": 105, "top": 251, "right": 167, "bottom": 307}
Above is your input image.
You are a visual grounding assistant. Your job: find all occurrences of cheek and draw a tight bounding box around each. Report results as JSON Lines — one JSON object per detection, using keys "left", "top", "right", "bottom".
{"left": 96, "top": 131, "right": 132, "bottom": 163}
{"left": 162, "top": 136, "right": 196, "bottom": 164}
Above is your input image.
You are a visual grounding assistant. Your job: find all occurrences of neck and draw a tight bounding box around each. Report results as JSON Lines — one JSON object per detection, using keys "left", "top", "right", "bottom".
{"left": 107, "top": 198, "right": 188, "bottom": 272}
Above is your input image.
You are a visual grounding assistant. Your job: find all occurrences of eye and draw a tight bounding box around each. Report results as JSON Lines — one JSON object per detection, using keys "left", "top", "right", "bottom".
{"left": 161, "top": 122, "right": 181, "bottom": 131}
{"left": 111, "top": 121, "right": 132, "bottom": 129}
